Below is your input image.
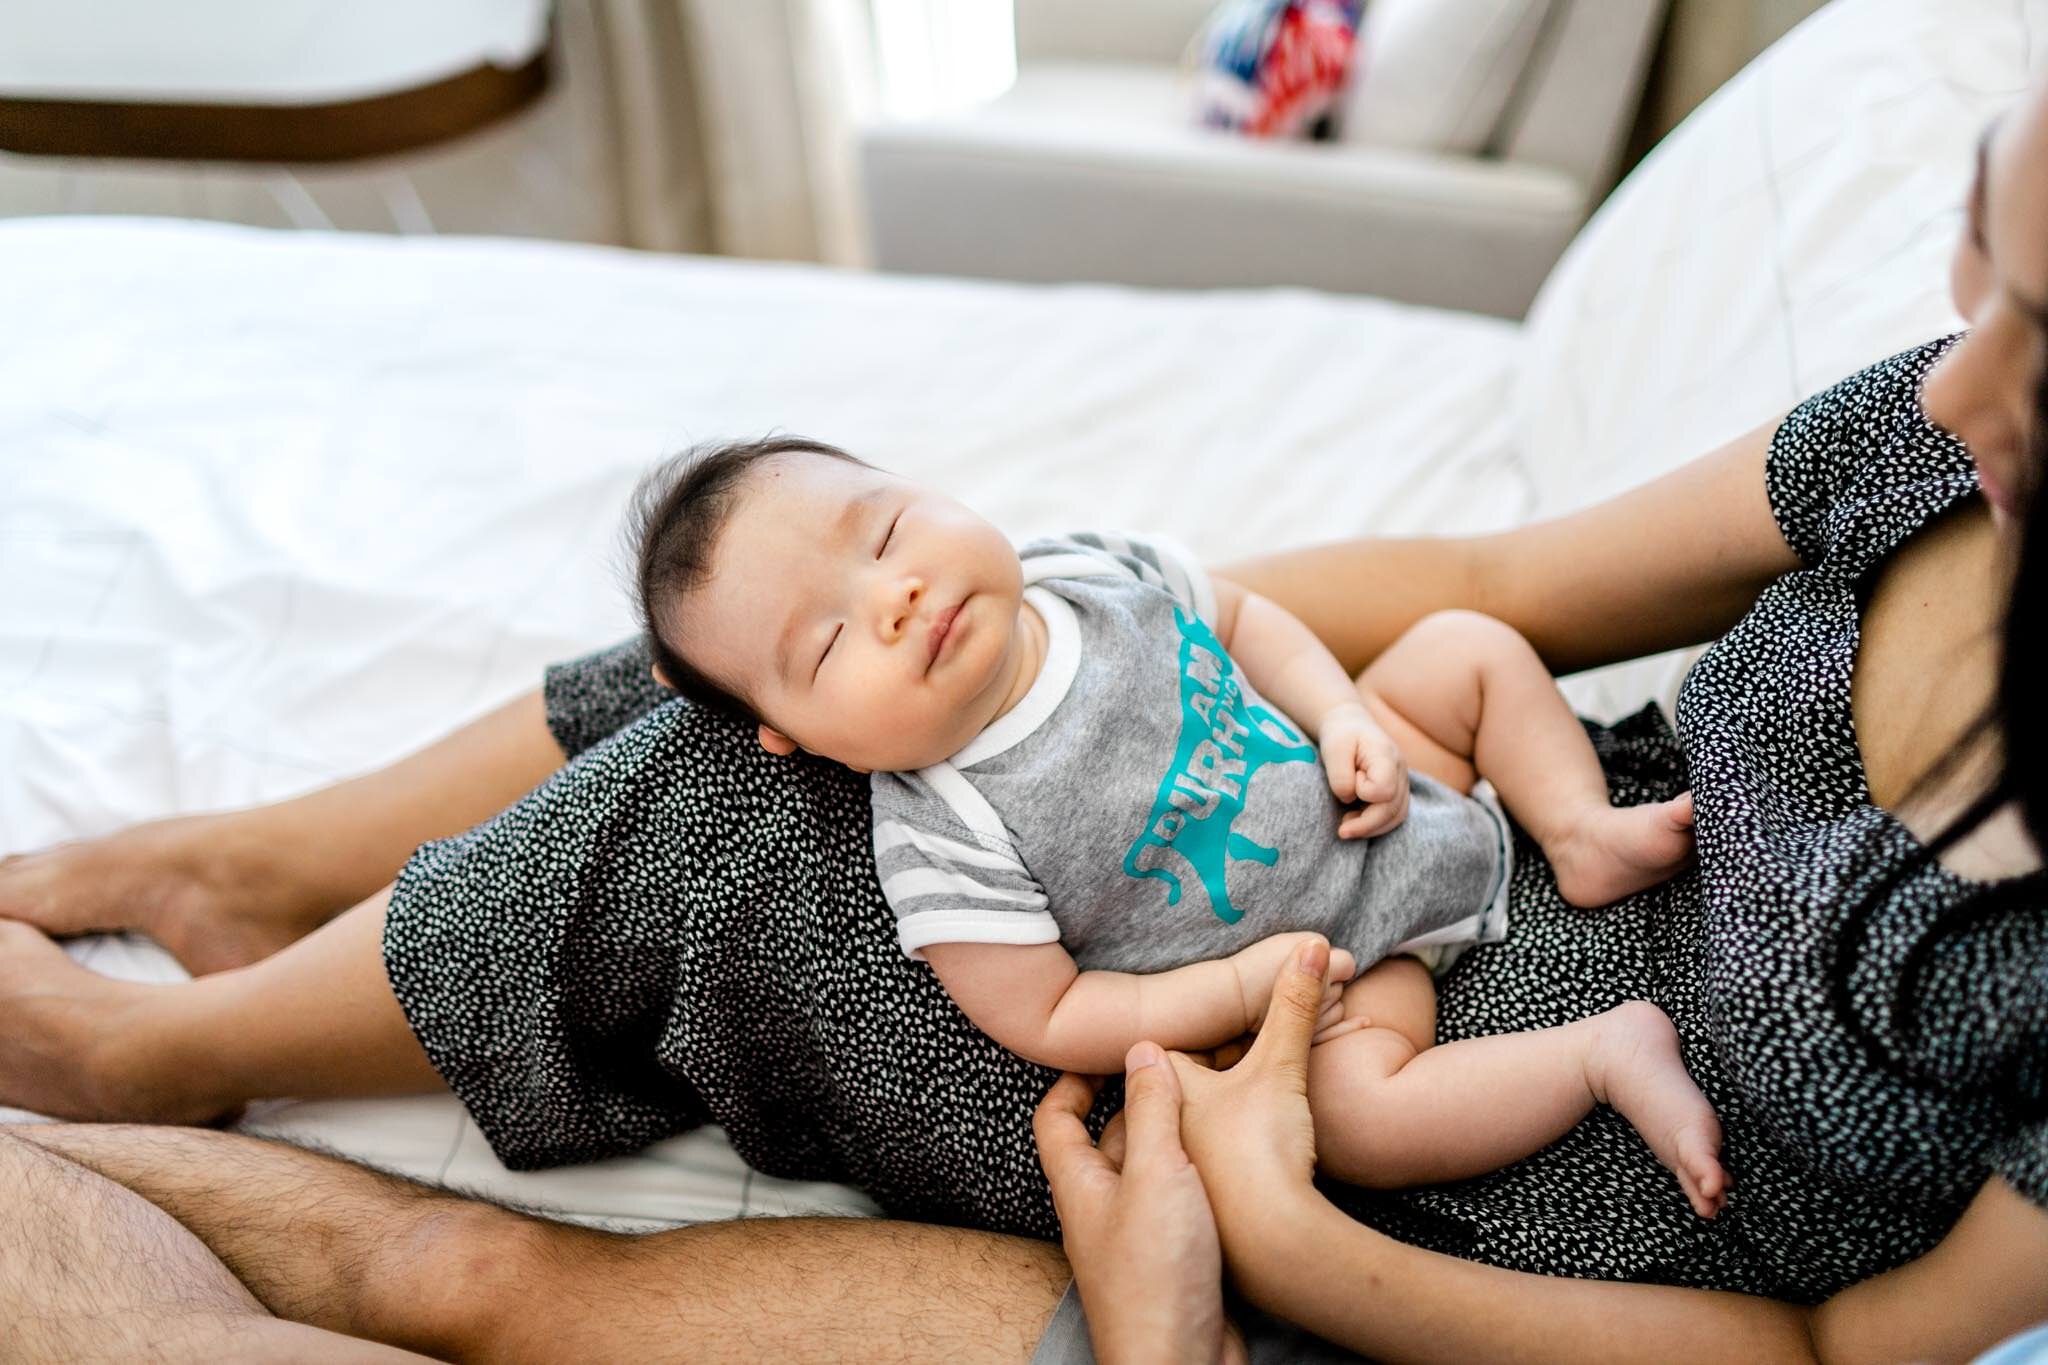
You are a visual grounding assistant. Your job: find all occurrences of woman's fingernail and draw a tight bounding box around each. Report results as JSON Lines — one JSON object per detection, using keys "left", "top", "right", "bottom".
{"left": 1298, "top": 939, "right": 1327, "bottom": 974}
{"left": 1128, "top": 1042, "right": 1165, "bottom": 1072}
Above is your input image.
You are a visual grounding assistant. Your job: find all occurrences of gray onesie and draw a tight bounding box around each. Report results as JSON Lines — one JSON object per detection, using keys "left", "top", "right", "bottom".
{"left": 869, "top": 531, "right": 1510, "bottom": 975}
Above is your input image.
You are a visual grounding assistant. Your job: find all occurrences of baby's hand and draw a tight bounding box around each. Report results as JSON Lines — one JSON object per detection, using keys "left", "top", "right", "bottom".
{"left": 1318, "top": 702, "right": 1409, "bottom": 839}
{"left": 1230, "top": 932, "right": 1357, "bottom": 1036}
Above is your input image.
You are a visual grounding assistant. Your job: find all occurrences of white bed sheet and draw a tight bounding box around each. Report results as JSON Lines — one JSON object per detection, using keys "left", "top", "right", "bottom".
{"left": 0, "top": 217, "right": 1528, "bottom": 1225}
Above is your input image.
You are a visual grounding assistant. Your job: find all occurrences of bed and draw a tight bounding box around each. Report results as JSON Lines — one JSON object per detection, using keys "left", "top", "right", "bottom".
{"left": 0, "top": 0, "right": 2026, "bottom": 1231}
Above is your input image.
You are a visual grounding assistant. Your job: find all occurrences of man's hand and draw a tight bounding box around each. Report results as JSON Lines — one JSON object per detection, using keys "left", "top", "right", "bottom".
{"left": 1034, "top": 1046, "right": 1248, "bottom": 1365}
{"left": 1318, "top": 702, "right": 1409, "bottom": 839}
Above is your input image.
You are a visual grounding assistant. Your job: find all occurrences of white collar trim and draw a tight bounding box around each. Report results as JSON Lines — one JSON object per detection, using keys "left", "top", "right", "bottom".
{"left": 949, "top": 585, "right": 1078, "bottom": 768}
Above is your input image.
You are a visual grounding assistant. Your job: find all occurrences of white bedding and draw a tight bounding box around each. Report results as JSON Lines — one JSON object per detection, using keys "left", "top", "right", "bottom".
{"left": 0, "top": 0, "right": 2029, "bottom": 1231}
{"left": 0, "top": 217, "right": 1525, "bottom": 1224}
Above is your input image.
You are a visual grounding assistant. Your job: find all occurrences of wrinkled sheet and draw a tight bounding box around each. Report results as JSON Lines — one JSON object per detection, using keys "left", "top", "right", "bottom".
{"left": 0, "top": 217, "right": 1526, "bottom": 1224}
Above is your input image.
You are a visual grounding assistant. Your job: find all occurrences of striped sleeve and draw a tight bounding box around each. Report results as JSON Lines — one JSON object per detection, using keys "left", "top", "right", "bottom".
{"left": 869, "top": 764, "right": 1060, "bottom": 960}
{"left": 1020, "top": 530, "right": 1217, "bottom": 628}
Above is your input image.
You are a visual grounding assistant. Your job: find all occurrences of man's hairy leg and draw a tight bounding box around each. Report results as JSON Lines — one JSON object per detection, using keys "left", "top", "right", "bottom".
{"left": 0, "top": 689, "right": 565, "bottom": 975}
{"left": 0, "top": 1132, "right": 429, "bottom": 1363}
{"left": 11, "top": 1124, "right": 1072, "bottom": 1363}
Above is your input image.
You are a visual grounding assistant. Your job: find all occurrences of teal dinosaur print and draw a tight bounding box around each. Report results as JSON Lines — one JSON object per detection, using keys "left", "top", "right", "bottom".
{"left": 1122, "top": 607, "right": 1317, "bottom": 924}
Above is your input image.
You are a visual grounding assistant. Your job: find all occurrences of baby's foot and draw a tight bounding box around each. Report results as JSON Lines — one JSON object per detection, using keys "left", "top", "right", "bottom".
{"left": 1587, "top": 1000, "right": 1728, "bottom": 1218}
{"left": 1547, "top": 792, "right": 1695, "bottom": 909}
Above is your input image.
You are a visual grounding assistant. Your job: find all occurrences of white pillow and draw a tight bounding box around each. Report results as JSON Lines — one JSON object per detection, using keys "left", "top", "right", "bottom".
{"left": 1338, "top": 0, "right": 1553, "bottom": 154}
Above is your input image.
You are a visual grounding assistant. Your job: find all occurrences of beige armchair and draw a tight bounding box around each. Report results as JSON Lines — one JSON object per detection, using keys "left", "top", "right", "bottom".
{"left": 860, "top": 0, "right": 1666, "bottom": 317}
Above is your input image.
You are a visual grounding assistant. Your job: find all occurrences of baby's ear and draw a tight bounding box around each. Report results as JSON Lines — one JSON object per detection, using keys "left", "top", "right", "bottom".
{"left": 757, "top": 724, "right": 800, "bottom": 757}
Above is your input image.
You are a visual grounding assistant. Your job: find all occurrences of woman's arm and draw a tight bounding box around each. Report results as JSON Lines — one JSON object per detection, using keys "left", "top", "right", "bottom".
{"left": 1232, "top": 1171, "right": 2048, "bottom": 1364}
{"left": 1217, "top": 415, "right": 1800, "bottom": 677}
{"left": 1171, "top": 940, "right": 2048, "bottom": 1365}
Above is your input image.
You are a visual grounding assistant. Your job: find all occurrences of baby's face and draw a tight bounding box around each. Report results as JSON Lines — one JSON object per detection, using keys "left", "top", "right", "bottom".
{"left": 674, "top": 454, "right": 1029, "bottom": 773}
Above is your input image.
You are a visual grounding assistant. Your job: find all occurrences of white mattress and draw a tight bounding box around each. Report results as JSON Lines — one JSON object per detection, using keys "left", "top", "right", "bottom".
{"left": 0, "top": 217, "right": 1527, "bottom": 1225}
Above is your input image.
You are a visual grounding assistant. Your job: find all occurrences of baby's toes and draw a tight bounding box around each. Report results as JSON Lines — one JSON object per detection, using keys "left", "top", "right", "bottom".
{"left": 1666, "top": 791, "right": 1696, "bottom": 831}
{"left": 1675, "top": 1126, "right": 1728, "bottom": 1217}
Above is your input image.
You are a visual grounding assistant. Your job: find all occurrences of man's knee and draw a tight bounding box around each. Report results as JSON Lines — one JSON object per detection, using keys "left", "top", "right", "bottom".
{"left": 354, "top": 1200, "right": 570, "bottom": 1361}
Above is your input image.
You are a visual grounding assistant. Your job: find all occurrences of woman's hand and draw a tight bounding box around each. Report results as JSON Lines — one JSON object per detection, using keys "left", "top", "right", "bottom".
{"left": 1227, "top": 932, "right": 1356, "bottom": 1039}
{"left": 1168, "top": 937, "right": 1334, "bottom": 1267}
{"left": 1034, "top": 1043, "right": 1246, "bottom": 1365}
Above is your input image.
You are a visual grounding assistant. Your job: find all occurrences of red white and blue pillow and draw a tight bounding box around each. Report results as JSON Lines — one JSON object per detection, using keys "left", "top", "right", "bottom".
{"left": 1190, "top": 0, "right": 1364, "bottom": 138}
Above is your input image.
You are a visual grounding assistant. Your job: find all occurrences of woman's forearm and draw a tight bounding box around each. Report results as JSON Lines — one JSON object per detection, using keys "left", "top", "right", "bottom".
{"left": 1233, "top": 1190, "right": 1818, "bottom": 1365}
{"left": 1217, "top": 414, "right": 1799, "bottom": 678}
{"left": 1217, "top": 536, "right": 1483, "bottom": 679}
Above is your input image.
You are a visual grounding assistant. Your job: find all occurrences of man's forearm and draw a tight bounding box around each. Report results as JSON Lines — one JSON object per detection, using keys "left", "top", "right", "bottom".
{"left": 9, "top": 1124, "right": 1070, "bottom": 1364}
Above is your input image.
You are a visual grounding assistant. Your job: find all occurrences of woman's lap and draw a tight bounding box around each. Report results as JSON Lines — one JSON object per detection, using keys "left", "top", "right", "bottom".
{"left": 387, "top": 642, "right": 1802, "bottom": 1297}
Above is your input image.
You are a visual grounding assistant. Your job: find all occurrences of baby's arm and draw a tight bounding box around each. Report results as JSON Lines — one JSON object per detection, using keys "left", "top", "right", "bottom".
{"left": 1212, "top": 574, "right": 1409, "bottom": 836}
{"left": 923, "top": 935, "right": 1355, "bottom": 1074}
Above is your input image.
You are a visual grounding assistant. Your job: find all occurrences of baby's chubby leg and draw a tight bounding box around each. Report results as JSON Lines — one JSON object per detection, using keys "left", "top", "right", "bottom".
{"left": 1308, "top": 958, "right": 1727, "bottom": 1218}
{"left": 1354, "top": 610, "right": 1694, "bottom": 907}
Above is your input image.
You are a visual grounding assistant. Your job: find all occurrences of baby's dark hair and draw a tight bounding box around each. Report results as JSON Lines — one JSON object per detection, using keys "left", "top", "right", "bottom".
{"left": 626, "top": 434, "right": 869, "bottom": 720}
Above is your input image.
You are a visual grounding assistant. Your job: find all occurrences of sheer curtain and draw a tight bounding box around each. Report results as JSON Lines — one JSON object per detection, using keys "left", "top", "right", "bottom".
{"left": 662, "top": 0, "right": 1013, "bottom": 264}
{"left": 870, "top": 0, "right": 1016, "bottom": 120}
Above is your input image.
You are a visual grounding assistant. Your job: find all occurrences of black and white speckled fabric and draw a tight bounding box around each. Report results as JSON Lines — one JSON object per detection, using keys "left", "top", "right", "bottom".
{"left": 384, "top": 337, "right": 2044, "bottom": 1293}
{"left": 387, "top": 680, "right": 1121, "bottom": 1234}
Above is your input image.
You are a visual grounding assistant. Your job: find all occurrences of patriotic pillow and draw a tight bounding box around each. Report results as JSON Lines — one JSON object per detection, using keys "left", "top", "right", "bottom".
{"left": 1189, "top": 0, "right": 1364, "bottom": 139}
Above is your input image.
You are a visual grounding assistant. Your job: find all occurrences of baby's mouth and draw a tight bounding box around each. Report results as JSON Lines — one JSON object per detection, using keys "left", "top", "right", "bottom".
{"left": 927, "top": 599, "right": 963, "bottom": 669}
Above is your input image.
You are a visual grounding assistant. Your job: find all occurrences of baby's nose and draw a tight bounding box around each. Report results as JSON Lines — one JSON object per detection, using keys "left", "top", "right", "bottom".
{"left": 878, "top": 574, "right": 923, "bottom": 640}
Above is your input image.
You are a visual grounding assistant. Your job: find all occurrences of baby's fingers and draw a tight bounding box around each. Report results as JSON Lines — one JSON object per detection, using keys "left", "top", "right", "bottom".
{"left": 1355, "top": 749, "right": 1407, "bottom": 806}
{"left": 1317, "top": 992, "right": 1345, "bottom": 1033}
{"left": 1340, "top": 802, "right": 1401, "bottom": 840}
{"left": 1322, "top": 747, "right": 1363, "bottom": 803}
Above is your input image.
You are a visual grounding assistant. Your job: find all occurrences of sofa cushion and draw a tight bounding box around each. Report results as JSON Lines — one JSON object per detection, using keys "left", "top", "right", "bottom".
{"left": 1338, "top": 0, "right": 1554, "bottom": 154}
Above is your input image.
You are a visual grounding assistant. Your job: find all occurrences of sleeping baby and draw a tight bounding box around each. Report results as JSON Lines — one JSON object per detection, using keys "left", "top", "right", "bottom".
{"left": 627, "top": 435, "right": 1726, "bottom": 1218}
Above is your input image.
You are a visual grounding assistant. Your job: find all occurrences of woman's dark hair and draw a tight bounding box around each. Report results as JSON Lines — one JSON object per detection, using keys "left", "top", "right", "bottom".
{"left": 1828, "top": 363, "right": 2048, "bottom": 1113}
{"left": 624, "top": 434, "right": 868, "bottom": 721}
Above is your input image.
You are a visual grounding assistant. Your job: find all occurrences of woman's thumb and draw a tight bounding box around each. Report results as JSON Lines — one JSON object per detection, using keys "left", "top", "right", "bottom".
{"left": 1244, "top": 937, "right": 1331, "bottom": 1074}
